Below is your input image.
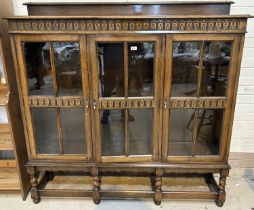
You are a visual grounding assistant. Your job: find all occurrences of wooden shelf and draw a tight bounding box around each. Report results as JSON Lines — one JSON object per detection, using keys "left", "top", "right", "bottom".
{"left": 0, "top": 123, "right": 13, "bottom": 151}
{"left": 0, "top": 167, "right": 20, "bottom": 192}
{"left": 45, "top": 175, "right": 92, "bottom": 190}
{"left": 0, "top": 85, "right": 8, "bottom": 106}
{"left": 0, "top": 159, "right": 16, "bottom": 168}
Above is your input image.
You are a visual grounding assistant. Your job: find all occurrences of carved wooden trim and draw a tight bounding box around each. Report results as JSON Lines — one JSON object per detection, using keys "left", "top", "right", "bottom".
{"left": 169, "top": 98, "right": 226, "bottom": 109}
{"left": 8, "top": 18, "right": 246, "bottom": 33}
{"left": 29, "top": 96, "right": 86, "bottom": 107}
{"left": 98, "top": 98, "right": 154, "bottom": 109}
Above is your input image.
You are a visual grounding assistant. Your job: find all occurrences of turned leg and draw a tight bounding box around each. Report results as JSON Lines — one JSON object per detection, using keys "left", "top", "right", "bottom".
{"left": 150, "top": 176, "right": 155, "bottom": 191}
{"left": 154, "top": 168, "right": 163, "bottom": 205}
{"left": 216, "top": 169, "right": 229, "bottom": 207}
{"left": 92, "top": 167, "right": 101, "bottom": 204}
{"left": 27, "top": 167, "right": 40, "bottom": 204}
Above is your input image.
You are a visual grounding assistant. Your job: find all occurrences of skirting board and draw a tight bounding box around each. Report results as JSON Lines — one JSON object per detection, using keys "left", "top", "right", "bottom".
{"left": 229, "top": 152, "right": 254, "bottom": 168}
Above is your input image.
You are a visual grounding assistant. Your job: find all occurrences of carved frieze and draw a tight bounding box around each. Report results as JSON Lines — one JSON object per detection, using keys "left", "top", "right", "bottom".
{"left": 29, "top": 97, "right": 85, "bottom": 107}
{"left": 29, "top": 97, "right": 226, "bottom": 109}
{"left": 98, "top": 98, "right": 154, "bottom": 109}
{"left": 8, "top": 18, "right": 246, "bottom": 33}
{"left": 169, "top": 98, "right": 226, "bottom": 109}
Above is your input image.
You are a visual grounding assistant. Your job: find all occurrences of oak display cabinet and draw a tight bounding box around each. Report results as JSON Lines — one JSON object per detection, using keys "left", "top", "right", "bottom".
{"left": 7, "top": 1, "right": 252, "bottom": 206}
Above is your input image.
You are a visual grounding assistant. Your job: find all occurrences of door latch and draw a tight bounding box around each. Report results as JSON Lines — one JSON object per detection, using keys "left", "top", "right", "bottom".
{"left": 85, "top": 99, "right": 89, "bottom": 109}
{"left": 93, "top": 100, "right": 97, "bottom": 110}
{"left": 164, "top": 100, "right": 167, "bottom": 109}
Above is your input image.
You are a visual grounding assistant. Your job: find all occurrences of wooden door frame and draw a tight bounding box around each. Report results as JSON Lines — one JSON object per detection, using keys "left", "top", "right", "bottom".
{"left": 88, "top": 34, "right": 163, "bottom": 163}
{"left": 162, "top": 33, "right": 242, "bottom": 163}
{"left": 13, "top": 34, "right": 92, "bottom": 160}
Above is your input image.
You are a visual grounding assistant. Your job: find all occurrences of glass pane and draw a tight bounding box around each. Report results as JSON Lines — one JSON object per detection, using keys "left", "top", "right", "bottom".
{"left": 100, "top": 109, "right": 125, "bottom": 156}
{"left": 128, "top": 109, "right": 153, "bottom": 155}
{"left": 200, "top": 42, "right": 231, "bottom": 97}
{"left": 31, "top": 108, "right": 59, "bottom": 154}
{"left": 195, "top": 109, "right": 224, "bottom": 155}
{"left": 60, "top": 108, "right": 86, "bottom": 154}
{"left": 171, "top": 42, "right": 201, "bottom": 97}
{"left": 0, "top": 151, "right": 15, "bottom": 160}
{"left": 168, "top": 109, "right": 195, "bottom": 156}
{"left": 53, "top": 42, "right": 83, "bottom": 96}
{"left": 97, "top": 43, "right": 124, "bottom": 97}
{"left": 128, "top": 42, "right": 154, "bottom": 97}
{"left": 23, "top": 42, "right": 53, "bottom": 96}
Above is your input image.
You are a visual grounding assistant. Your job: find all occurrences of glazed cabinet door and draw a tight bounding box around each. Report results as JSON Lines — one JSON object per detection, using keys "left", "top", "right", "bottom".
{"left": 89, "top": 35, "right": 162, "bottom": 162}
{"left": 14, "top": 35, "right": 92, "bottom": 160}
{"left": 162, "top": 34, "right": 241, "bottom": 162}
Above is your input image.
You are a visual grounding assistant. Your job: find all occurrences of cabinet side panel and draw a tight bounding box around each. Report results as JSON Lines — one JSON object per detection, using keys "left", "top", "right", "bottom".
{"left": 0, "top": 0, "right": 31, "bottom": 199}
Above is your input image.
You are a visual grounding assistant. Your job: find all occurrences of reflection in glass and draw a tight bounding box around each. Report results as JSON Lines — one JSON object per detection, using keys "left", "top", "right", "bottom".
{"left": 128, "top": 42, "right": 154, "bottom": 97}
{"left": 100, "top": 109, "right": 125, "bottom": 156}
{"left": 200, "top": 42, "right": 231, "bottom": 97}
{"left": 0, "top": 151, "right": 15, "bottom": 160}
{"left": 60, "top": 108, "right": 86, "bottom": 154}
{"left": 171, "top": 42, "right": 201, "bottom": 97}
{"left": 53, "top": 42, "right": 82, "bottom": 96}
{"left": 195, "top": 109, "right": 223, "bottom": 155}
{"left": 168, "top": 109, "right": 195, "bottom": 156}
{"left": 23, "top": 42, "right": 53, "bottom": 95}
{"left": 128, "top": 109, "right": 153, "bottom": 155}
{"left": 97, "top": 43, "right": 124, "bottom": 97}
{"left": 31, "top": 108, "right": 59, "bottom": 154}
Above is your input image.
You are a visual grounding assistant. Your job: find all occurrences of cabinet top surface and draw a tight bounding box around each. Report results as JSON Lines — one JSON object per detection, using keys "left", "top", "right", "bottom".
{"left": 23, "top": 1, "right": 238, "bottom": 17}
{"left": 23, "top": 1, "right": 234, "bottom": 5}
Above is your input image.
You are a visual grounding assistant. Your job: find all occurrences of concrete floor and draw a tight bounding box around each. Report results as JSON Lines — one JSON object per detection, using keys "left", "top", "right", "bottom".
{"left": 0, "top": 168, "right": 253, "bottom": 210}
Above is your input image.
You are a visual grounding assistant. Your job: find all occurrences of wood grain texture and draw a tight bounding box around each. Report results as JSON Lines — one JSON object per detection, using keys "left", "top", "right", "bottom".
{"left": 0, "top": 160, "right": 16, "bottom": 168}
{"left": 24, "top": 2, "right": 233, "bottom": 17}
{"left": 0, "top": 123, "right": 13, "bottom": 150}
{"left": 0, "top": 85, "right": 8, "bottom": 106}
{"left": 0, "top": 168, "right": 20, "bottom": 191}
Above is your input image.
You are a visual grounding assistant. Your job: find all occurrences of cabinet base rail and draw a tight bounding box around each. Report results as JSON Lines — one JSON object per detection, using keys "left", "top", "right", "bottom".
{"left": 26, "top": 165, "right": 229, "bottom": 207}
